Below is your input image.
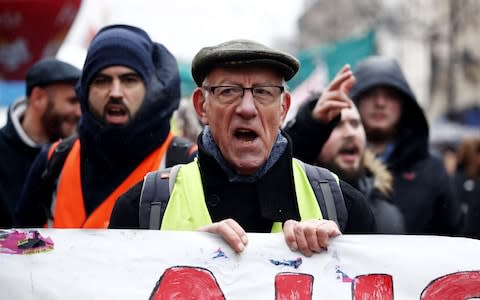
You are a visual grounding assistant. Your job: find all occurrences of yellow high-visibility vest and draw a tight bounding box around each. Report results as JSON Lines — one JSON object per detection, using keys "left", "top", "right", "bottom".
{"left": 161, "top": 158, "right": 324, "bottom": 232}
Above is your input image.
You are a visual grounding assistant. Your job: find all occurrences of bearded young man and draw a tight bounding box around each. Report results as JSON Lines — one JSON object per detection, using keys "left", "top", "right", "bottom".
{"left": 15, "top": 25, "right": 196, "bottom": 228}
{"left": 285, "top": 65, "right": 404, "bottom": 233}
{"left": 288, "top": 60, "right": 462, "bottom": 235}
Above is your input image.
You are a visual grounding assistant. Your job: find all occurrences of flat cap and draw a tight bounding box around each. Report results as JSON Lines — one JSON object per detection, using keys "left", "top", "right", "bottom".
{"left": 191, "top": 39, "right": 300, "bottom": 86}
{"left": 26, "top": 58, "right": 81, "bottom": 96}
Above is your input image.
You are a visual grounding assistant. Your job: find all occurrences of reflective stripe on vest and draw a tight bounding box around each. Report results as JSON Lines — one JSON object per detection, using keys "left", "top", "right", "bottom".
{"left": 160, "top": 158, "right": 323, "bottom": 232}
{"left": 53, "top": 132, "right": 174, "bottom": 228}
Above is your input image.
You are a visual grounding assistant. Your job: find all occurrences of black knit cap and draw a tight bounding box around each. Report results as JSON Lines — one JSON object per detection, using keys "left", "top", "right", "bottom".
{"left": 25, "top": 58, "right": 81, "bottom": 96}
{"left": 191, "top": 39, "right": 300, "bottom": 86}
{"left": 78, "top": 24, "right": 155, "bottom": 100}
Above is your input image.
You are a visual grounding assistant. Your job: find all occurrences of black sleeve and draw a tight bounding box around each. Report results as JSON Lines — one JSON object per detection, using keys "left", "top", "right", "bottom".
{"left": 339, "top": 179, "right": 376, "bottom": 233}
{"left": 283, "top": 96, "right": 339, "bottom": 164}
{"left": 463, "top": 192, "right": 480, "bottom": 238}
{"left": 0, "top": 196, "right": 12, "bottom": 228}
{"left": 433, "top": 162, "right": 463, "bottom": 236}
{"left": 14, "top": 148, "right": 49, "bottom": 227}
{"left": 109, "top": 180, "right": 143, "bottom": 229}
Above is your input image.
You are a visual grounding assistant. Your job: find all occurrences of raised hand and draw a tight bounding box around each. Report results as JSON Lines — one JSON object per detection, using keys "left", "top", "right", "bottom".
{"left": 312, "top": 64, "right": 356, "bottom": 123}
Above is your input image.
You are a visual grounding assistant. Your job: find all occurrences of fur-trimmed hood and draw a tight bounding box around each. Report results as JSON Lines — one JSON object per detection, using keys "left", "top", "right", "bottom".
{"left": 362, "top": 148, "right": 393, "bottom": 197}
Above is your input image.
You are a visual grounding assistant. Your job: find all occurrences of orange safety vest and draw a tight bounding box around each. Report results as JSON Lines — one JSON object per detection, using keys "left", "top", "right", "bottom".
{"left": 48, "top": 132, "right": 174, "bottom": 228}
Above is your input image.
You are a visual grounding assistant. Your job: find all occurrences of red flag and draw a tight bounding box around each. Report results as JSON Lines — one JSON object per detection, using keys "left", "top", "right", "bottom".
{"left": 0, "top": 0, "right": 82, "bottom": 80}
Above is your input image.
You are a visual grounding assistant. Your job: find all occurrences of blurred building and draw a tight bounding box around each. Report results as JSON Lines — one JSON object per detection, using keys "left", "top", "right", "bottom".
{"left": 296, "top": 0, "right": 480, "bottom": 125}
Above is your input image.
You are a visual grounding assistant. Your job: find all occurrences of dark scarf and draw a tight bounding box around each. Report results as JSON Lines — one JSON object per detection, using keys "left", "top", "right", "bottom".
{"left": 197, "top": 129, "right": 300, "bottom": 230}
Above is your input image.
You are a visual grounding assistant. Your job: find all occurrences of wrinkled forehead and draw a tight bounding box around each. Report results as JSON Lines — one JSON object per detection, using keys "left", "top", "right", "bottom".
{"left": 204, "top": 65, "right": 285, "bottom": 84}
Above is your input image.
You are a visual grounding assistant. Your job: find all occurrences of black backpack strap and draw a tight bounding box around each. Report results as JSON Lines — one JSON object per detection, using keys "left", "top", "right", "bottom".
{"left": 298, "top": 160, "right": 348, "bottom": 231}
{"left": 139, "top": 165, "right": 182, "bottom": 229}
{"left": 41, "top": 134, "right": 77, "bottom": 182}
{"left": 165, "top": 136, "right": 197, "bottom": 168}
{"left": 39, "top": 134, "right": 77, "bottom": 221}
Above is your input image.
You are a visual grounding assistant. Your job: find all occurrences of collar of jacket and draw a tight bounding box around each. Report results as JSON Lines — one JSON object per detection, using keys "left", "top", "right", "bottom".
{"left": 5, "top": 98, "right": 40, "bottom": 148}
{"left": 196, "top": 133, "right": 300, "bottom": 222}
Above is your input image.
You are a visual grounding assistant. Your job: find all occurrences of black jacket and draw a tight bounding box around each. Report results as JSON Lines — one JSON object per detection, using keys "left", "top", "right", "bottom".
{"left": 456, "top": 170, "right": 480, "bottom": 238}
{"left": 0, "top": 99, "right": 42, "bottom": 228}
{"left": 109, "top": 132, "right": 376, "bottom": 233}
{"left": 15, "top": 43, "right": 192, "bottom": 227}
{"left": 285, "top": 98, "right": 405, "bottom": 234}
{"left": 350, "top": 56, "right": 462, "bottom": 235}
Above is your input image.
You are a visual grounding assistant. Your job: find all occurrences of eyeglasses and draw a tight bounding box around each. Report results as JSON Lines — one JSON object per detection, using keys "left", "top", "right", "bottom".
{"left": 203, "top": 85, "right": 285, "bottom": 105}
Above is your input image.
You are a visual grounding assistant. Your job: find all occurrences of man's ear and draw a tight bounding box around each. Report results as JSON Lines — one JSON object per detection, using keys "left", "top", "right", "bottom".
{"left": 280, "top": 92, "right": 291, "bottom": 125}
{"left": 29, "top": 86, "right": 48, "bottom": 112}
{"left": 192, "top": 88, "right": 208, "bottom": 125}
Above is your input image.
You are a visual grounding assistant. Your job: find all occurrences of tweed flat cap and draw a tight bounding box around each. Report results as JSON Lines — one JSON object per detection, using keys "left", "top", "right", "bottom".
{"left": 26, "top": 58, "right": 81, "bottom": 96}
{"left": 191, "top": 39, "right": 300, "bottom": 86}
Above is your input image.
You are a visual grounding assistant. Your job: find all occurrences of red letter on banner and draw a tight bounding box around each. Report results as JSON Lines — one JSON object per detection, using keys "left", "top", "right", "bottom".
{"left": 150, "top": 266, "right": 226, "bottom": 300}
{"left": 352, "top": 274, "right": 393, "bottom": 300}
{"left": 420, "top": 271, "right": 480, "bottom": 300}
{"left": 275, "top": 272, "right": 313, "bottom": 300}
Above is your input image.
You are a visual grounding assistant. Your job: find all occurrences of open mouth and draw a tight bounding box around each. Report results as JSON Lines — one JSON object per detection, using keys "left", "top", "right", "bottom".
{"left": 234, "top": 129, "right": 258, "bottom": 143}
{"left": 338, "top": 143, "right": 360, "bottom": 157}
{"left": 104, "top": 103, "right": 129, "bottom": 125}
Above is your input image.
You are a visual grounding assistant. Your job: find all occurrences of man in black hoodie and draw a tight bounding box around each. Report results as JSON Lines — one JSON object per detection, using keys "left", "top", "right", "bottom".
{"left": 15, "top": 24, "right": 196, "bottom": 228}
{"left": 349, "top": 56, "right": 461, "bottom": 235}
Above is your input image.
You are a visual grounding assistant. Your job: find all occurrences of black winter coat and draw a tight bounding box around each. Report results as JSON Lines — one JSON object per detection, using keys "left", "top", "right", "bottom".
{"left": 0, "top": 99, "right": 42, "bottom": 228}
{"left": 456, "top": 170, "right": 480, "bottom": 238}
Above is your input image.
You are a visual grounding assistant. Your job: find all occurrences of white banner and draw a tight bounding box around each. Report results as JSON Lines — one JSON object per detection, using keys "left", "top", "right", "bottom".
{"left": 1, "top": 229, "right": 480, "bottom": 299}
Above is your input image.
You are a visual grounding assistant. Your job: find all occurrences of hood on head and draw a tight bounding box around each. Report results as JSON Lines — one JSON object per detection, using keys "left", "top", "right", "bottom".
{"left": 350, "top": 56, "right": 416, "bottom": 104}
{"left": 78, "top": 34, "right": 181, "bottom": 164}
{"left": 77, "top": 23, "right": 181, "bottom": 131}
{"left": 76, "top": 24, "right": 156, "bottom": 114}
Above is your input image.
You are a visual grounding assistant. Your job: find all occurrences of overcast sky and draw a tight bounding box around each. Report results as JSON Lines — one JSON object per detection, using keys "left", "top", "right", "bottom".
{"left": 57, "top": 0, "right": 306, "bottom": 67}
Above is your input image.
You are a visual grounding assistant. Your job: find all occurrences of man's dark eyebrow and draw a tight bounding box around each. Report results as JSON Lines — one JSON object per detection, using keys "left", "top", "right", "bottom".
{"left": 93, "top": 72, "right": 140, "bottom": 79}
{"left": 119, "top": 72, "right": 140, "bottom": 78}
{"left": 93, "top": 73, "right": 112, "bottom": 79}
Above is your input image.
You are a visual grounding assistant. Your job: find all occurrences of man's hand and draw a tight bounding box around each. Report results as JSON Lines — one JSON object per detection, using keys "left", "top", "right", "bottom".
{"left": 312, "top": 64, "right": 356, "bottom": 123}
{"left": 198, "top": 218, "right": 248, "bottom": 253}
{"left": 283, "top": 219, "right": 341, "bottom": 257}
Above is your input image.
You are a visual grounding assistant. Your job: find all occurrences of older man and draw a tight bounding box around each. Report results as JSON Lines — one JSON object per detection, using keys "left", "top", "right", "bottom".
{"left": 110, "top": 40, "right": 375, "bottom": 257}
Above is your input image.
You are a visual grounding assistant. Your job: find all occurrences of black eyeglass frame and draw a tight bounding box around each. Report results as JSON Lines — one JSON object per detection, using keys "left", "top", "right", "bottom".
{"left": 202, "top": 85, "right": 285, "bottom": 104}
